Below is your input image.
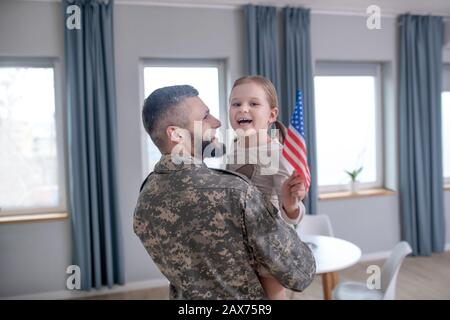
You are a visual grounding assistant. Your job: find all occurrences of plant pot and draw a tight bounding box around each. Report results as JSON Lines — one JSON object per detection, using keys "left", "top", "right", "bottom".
{"left": 349, "top": 180, "right": 359, "bottom": 194}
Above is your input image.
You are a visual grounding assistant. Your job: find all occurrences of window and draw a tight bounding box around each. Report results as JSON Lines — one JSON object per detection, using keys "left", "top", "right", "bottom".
{"left": 0, "top": 61, "right": 65, "bottom": 216}
{"left": 443, "top": 64, "right": 450, "bottom": 183}
{"left": 314, "top": 62, "right": 382, "bottom": 192}
{"left": 141, "top": 59, "right": 226, "bottom": 175}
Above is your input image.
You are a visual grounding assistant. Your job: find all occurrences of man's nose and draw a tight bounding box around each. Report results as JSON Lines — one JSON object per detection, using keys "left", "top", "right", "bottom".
{"left": 211, "top": 115, "right": 221, "bottom": 129}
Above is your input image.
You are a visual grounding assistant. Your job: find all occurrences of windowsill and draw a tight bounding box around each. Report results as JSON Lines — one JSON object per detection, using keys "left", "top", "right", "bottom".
{"left": 319, "top": 188, "right": 396, "bottom": 201}
{"left": 445, "top": 184, "right": 450, "bottom": 191}
{"left": 0, "top": 212, "right": 68, "bottom": 224}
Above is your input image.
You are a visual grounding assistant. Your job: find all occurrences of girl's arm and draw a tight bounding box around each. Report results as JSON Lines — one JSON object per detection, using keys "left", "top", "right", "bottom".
{"left": 273, "top": 155, "right": 306, "bottom": 225}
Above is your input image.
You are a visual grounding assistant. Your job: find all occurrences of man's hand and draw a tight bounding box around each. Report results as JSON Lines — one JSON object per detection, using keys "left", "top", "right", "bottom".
{"left": 281, "top": 172, "right": 307, "bottom": 219}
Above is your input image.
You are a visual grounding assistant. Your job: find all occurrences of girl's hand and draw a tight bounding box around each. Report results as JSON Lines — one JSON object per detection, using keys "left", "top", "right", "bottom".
{"left": 281, "top": 172, "right": 307, "bottom": 218}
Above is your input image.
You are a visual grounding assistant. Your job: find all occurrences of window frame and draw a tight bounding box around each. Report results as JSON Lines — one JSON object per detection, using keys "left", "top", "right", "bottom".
{"left": 138, "top": 58, "right": 228, "bottom": 177}
{"left": 0, "top": 58, "right": 67, "bottom": 217}
{"left": 314, "top": 61, "right": 384, "bottom": 193}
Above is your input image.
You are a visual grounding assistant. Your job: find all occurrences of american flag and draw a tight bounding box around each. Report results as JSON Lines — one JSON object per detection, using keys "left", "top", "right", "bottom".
{"left": 282, "top": 90, "right": 311, "bottom": 191}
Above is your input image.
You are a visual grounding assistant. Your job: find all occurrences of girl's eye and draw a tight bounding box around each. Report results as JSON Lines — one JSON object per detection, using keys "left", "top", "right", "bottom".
{"left": 232, "top": 103, "right": 240, "bottom": 107}
{"left": 250, "top": 102, "right": 259, "bottom": 106}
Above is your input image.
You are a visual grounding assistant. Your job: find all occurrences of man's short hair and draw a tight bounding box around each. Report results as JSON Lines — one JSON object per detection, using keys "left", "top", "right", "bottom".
{"left": 142, "top": 85, "right": 199, "bottom": 150}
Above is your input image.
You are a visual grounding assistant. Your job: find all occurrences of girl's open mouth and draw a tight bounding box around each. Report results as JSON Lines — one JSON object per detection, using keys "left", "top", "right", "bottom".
{"left": 237, "top": 117, "right": 253, "bottom": 125}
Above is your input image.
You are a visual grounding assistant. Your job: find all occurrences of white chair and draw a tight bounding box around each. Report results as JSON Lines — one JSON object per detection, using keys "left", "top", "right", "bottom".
{"left": 297, "top": 214, "right": 334, "bottom": 237}
{"left": 332, "top": 241, "right": 412, "bottom": 300}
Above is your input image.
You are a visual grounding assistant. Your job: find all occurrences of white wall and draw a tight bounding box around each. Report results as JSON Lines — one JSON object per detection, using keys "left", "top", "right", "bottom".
{"left": 0, "top": 1, "right": 448, "bottom": 298}
{"left": 446, "top": 193, "right": 450, "bottom": 244}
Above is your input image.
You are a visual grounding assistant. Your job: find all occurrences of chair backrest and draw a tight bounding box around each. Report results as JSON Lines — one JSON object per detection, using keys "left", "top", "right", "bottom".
{"left": 381, "top": 241, "right": 412, "bottom": 299}
{"left": 297, "top": 214, "right": 334, "bottom": 237}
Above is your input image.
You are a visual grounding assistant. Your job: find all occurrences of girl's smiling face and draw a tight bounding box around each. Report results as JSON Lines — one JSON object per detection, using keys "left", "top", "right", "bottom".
{"left": 229, "top": 82, "right": 278, "bottom": 136}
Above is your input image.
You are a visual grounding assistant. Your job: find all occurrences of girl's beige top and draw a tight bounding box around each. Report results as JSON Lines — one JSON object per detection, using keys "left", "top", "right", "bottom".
{"left": 226, "top": 139, "right": 305, "bottom": 225}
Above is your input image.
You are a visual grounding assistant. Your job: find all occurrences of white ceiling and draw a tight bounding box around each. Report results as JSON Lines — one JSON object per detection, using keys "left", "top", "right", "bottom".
{"left": 115, "top": 0, "right": 450, "bottom": 15}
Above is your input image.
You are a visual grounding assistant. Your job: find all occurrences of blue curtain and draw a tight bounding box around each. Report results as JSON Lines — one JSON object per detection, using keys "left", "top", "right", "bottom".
{"left": 244, "top": 4, "right": 281, "bottom": 95}
{"left": 63, "top": 0, "right": 124, "bottom": 289}
{"left": 283, "top": 7, "right": 318, "bottom": 215}
{"left": 398, "top": 14, "right": 446, "bottom": 255}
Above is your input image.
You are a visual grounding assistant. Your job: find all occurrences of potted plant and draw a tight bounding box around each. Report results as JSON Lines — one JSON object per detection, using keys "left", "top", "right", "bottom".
{"left": 345, "top": 167, "right": 363, "bottom": 193}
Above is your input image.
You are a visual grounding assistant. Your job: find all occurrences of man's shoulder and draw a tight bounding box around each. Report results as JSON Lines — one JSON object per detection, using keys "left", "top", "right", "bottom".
{"left": 208, "top": 168, "right": 253, "bottom": 190}
{"left": 140, "top": 166, "right": 252, "bottom": 194}
{"left": 210, "top": 168, "right": 251, "bottom": 182}
{"left": 139, "top": 172, "right": 154, "bottom": 192}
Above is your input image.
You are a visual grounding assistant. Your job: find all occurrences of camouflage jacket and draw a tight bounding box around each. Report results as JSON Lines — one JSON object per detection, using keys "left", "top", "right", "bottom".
{"left": 133, "top": 154, "right": 316, "bottom": 299}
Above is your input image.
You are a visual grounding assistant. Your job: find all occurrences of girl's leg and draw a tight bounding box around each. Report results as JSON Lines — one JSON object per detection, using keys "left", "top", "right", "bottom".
{"left": 259, "top": 276, "right": 287, "bottom": 300}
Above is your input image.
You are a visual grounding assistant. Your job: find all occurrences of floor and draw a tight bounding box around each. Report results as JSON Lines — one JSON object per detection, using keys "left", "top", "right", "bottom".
{"left": 83, "top": 251, "right": 450, "bottom": 300}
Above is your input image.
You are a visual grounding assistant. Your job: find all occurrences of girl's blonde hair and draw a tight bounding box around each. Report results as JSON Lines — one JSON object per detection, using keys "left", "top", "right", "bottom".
{"left": 231, "top": 75, "right": 287, "bottom": 143}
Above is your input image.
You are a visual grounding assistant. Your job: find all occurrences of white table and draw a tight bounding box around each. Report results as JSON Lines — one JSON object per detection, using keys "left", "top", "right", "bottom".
{"left": 302, "top": 235, "right": 362, "bottom": 300}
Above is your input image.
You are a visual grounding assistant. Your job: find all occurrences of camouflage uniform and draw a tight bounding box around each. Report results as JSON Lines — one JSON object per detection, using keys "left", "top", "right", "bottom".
{"left": 133, "top": 154, "right": 316, "bottom": 299}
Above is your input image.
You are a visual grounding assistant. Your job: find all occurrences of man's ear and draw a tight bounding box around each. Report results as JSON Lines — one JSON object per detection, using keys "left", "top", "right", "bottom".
{"left": 167, "top": 126, "right": 183, "bottom": 143}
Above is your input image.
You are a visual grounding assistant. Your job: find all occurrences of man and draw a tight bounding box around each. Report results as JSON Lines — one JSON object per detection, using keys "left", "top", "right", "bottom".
{"left": 133, "top": 85, "right": 315, "bottom": 299}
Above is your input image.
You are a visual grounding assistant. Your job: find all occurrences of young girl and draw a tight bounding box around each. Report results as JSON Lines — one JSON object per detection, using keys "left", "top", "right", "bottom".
{"left": 226, "top": 75, "right": 307, "bottom": 300}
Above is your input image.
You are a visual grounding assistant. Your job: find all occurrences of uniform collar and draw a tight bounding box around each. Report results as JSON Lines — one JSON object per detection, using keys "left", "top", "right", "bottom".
{"left": 154, "top": 154, "right": 206, "bottom": 173}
